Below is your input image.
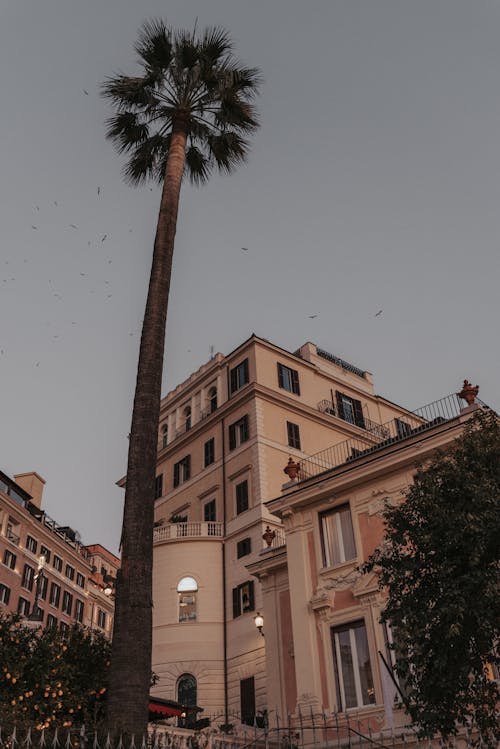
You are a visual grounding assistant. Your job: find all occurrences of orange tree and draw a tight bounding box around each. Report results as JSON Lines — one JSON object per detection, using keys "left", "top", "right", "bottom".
{"left": 0, "top": 613, "right": 110, "bottom": 730}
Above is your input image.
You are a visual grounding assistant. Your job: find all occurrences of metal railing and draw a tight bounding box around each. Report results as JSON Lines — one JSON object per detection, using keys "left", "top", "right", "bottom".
{"left": 317, "top": 402, "right": 390, "bottom": 440}
{"left": 261, "top": 527, "right": 286, "bottom": 551}
{"left": 316, "top": 348, "right": 367, "bottom": 379}
{"left": 153, "top": 522, "right": 223, "bottom": 544}
{"left": 301, "top": 393, "right": 471, "bottom": 482}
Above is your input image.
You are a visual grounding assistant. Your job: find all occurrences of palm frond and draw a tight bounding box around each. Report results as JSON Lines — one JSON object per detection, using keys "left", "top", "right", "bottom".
{"left": 135, "top": 19, "right": 173, "bottom": 71}
{"left": 199, "top": 27, "right": 233, "bottom": 66}
{"left": 101, "top": 75, "right": 156, "bottom": 110}
{"left": 122, "top": 134, "right": 166, "bottom": 186}
{"left": 105, "top": 112, "right": 149, "bottom": 152}
{"left": 185, "top": 145, "right": 212, "bottom": 185}
{"left": 208, "top": 132, "right": 249, "bottom": 173}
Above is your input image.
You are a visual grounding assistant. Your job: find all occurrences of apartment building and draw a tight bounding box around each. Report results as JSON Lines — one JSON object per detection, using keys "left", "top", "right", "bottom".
{"left": 0, "top": 469, "right": 118, "bottom": 635}
{"left": 150, "top": 335, "right": 419, "bottom": 722}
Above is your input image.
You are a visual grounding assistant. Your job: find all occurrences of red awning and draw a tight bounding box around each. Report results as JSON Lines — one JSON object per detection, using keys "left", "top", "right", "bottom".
{"left": 149, "top": 702, "right": 183, "bottom": 717}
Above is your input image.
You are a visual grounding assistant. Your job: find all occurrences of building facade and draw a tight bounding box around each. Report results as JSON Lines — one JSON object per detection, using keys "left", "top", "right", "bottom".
{"left": 149, "top": 335, "right": 421, "bottom": 722}
{"left": 0, "top": 469, "right": 118, "bottom": 635}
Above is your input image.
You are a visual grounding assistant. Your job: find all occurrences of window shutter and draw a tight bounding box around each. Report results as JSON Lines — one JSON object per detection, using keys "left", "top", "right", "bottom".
{"left": 173, "top": 463, "right": 180, "bottom": 488}
{"left": 353, "top": 399, "right": 365, "bottom": 429}
{"left": 232, "top": 587, "right": 240, "bottom": 618}
{"left": 335, "top": 391, "right": 345, "bottom": 420}
{"left": 241, "top": 415, "right": 249, "bottom": 442}
{"left": 277, "top": 363, "right": 284, "bottom": 388}
{"left": 292, "top": 369, "right": 300, "bottom": 395}
{"left": 230, "top": 368, "right": 238, "bottom": 394}
{"left": 248, "top": 580, "right": 255, "bottom": 611}
{"left": 185, "top": 455, "right": 191, "bottom": 480}
{"left": 243, "top": 359, "right": 249, "bottom": 385}
{"left": 229, "top": 424, "right": 236, "bottom": 450}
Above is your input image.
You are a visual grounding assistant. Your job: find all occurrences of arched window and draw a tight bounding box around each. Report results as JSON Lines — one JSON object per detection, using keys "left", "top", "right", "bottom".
{"left": 208, "top": 387, "right": 217, "bottom": 413}
{"left": 161, "top": 423, "right": 168, "bottom": 449}
{"left": 177, "top": 576, "right": 197, "bottom": 622}
{"left": 184, "top": 406, "right": 192, "bottom": 432}
{"left": 177, "top": 673, "right": 197, "bottom": 728}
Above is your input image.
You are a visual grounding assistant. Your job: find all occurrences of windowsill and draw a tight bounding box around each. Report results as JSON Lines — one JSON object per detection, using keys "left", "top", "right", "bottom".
{"left": 319, "top": 558, "right": 358, "bottom": 577}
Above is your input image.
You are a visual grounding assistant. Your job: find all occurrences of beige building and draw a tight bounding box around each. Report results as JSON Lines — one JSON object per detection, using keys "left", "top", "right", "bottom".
{"left": 0, "top": 469, "right": 118, "bottom": 635}
{"left": 150, "top": 335, "right": 420, "bottom": 723}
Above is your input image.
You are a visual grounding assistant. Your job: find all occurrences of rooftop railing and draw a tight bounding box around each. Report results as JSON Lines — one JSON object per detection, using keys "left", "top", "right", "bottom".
{"left": 153, "top": 521, "right": 223, "bottom": 544}
{"left": 300, "top": 393, "right": 474, "bottom": 482}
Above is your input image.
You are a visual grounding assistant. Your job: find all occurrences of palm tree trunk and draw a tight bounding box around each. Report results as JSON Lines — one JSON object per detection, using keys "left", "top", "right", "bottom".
{"left": 106, "top": 122, "right": 188, "bottom": 736}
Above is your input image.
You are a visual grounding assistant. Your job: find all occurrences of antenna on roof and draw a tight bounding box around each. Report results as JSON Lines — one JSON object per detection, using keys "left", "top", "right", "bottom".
{"left": 209, "top": 345, "right": 214, "bottom": 358}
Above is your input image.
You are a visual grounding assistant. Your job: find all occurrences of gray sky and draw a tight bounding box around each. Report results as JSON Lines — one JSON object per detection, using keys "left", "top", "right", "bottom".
{"left": 1, "top": 0, "right": 499, "bottom": 554}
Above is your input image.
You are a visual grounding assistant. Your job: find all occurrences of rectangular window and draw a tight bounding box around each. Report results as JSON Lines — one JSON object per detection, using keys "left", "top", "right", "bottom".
{"left": 53, "top": 555, "right": 62, "bottom": 572}
{"left": 236, "top": 480, "right": 249, "bottom": 515}
{"left": 17, "top": 597, "right": 30, "bottom": 616}
{"left": 49, "top": 582, "right": 61, "bottom": 608}
{"left": 173, "top": 456, "right": 191, "bottom": 488}
{"left": 204, "top": 437, "right": 215, "bottom": 467}
{"left": 3, "top": 549, "right": 16, "bottom": 570}
{"left": 65, "top": 564, "right": 75, "bottom": 581}
{"left": 47, "top": 614, "right": 58, "bottom": 628}
{"left": 26, "top": 535, "right": 38, "bottom": 554}
{"left": 331, "top": 621, "right": 375, "bottom": 710}
{"left": 237, "top": 537, "right": 252, "bottom": 559}
{"left": 230, "top": 358, "right": 249, "bottom": 394}
{"left": 76, "top": 572, "right": 85, "bottom": 588}
{"left": 287, "top": 421, "right": 301, "bottom": 450}
{"left": 40, "top": 545, "right": 51, "bottom": 563}
{"left": 74, "top": 599, "right": 84, "bottom": 623}
{"left": 204, "top": 499, "right": 216, "bottom": 522}
{"left": 395, "top": 418, "right": 412, "bottom": 439}
{"left": 59, "top": 621, "right": 69, "bottom": 633}
{"left": 0, "top": 584, "right": 10, "bottom": 605}
{"left": 155, "top": 474, "right": 163, "bottom": 499}
{"left": 277, "top": 363, "right": 300, "bottom": 395}
{"left": 62, "top": 591, "right": 73, "bottom": 616}
{"left": 38, "top": 575, "right": 48, "bottom": 601}
{"left": 232, "top": 580, "right": 255, "bottom": 618}
{"left": 240, "top": 676, "right": 256, "bottom": 727}
{"left": 335, "top": 391, "right": 365, "bottom": 429}
{"left": 32, "top": 605, "right": 44, "bottom": 621}
{"left": 229, "top": 415, "right": 249, "bottom": 450}
{"left": 22, "top": 564, "right": 35, "bottom": 592}
{"left": 97, "top": 609, "right": 107, "bottom": 629}
{"left": 320, "top": 504, "right": 357, "bottom": 567}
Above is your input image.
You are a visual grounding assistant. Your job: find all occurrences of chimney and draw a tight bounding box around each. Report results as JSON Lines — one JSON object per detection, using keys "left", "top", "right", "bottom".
{"left": 13, "top": 472, "right": 46, "bottom": 509}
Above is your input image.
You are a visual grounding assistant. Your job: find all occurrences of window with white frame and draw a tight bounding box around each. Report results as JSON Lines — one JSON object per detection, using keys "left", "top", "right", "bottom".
{"left": 320, "top": 504, "right": 356, "bottom": 567}
{"left": 0, "top": 584, "right": 10, "bottom": 605}
{"left": 177, "top": 576, "right": 197, "bottom": 622}
{"left": 331, "top": 620, "right": 375, "bottom": 710}
{"left": 208, "top": 386, "right": 218, "bottom": 413}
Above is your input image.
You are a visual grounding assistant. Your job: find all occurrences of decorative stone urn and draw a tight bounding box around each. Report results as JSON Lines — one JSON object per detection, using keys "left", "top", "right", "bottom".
{"left": 457, "top": 379, "right": 479, "bottom": 406}
{"left": 262, "top": 526, "right": 276, "bottom": 548}
{"left": 284, "top": 457, "right": 301, "bottom": 481}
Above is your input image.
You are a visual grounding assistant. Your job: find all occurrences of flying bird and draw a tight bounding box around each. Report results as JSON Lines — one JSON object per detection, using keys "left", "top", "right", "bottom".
{"left": 101, "top": 234, "right": 107, "bottom": 242}
{"left": 374, "top": 310, "right": 383, "bottom": 317}
{"left": 79, "top": 272, "right": 86, "bottom": 277}
{"left": 69, "top": 224, "right": 78, "bottom": 229}
{"left": 83, "top": 89, "right": 89, "bottom": 95}
{"left": 241, "top": 247, "right": 249, "bottom": 252}
{"left": 308, "top": 314, "right": 318, "bottom": 319}
{"left": 31, "top": 225, "right": 38, "bottom": 230}
{"left": 53, "top": 201, "right": 58, "bottom": 206}
{"left": 97, "top": 186, "right": 101, "bottom": 195}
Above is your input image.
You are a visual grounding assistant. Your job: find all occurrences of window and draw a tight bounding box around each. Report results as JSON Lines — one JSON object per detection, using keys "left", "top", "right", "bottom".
{"left": 287, "top": 421, "right": 301, "bottom": 450}
{"left": 177, "top": 674, "right": 197, "bottom": 729}
{"left": 22, "top": 564, "right": 35, "bottom": 591}
{"left": 32, "top": 605, "right": 44, "bottom": 621}
{"left": 232, "top": 580, "right": 255, "bottom": 618}
{"left": 236, "top": 480, "right": 249, "bottom": 515}
{"left": 0, "top": 584, "right": 10, "bottom": 605}
{"left": 208, "top": 387, "right": 217, "bottom": 413}
{"left": 204, "top": 499, "right": 216, "bottom": 522}
{"left": 155, "top": 474, "right": 164, "bottom": 499}
{"left": 335, "top": 391, "right": 365, "bottom": 429}
{"left": 97, "top": 609, "right": 107, "bottom": 629}
{"left": 53, "top": 555, "right": 62, "bottom": 572}
{"left": 6, "top": 520, "right": 20, "bottom": 545}
{"left": 230, "top": 359, "right": 249, "bottom": 394}
{"left": 18, "top": 597, "right": 30, "bottom": 616}
{"left": 331, "top": 621, "right": 375, "bottom": 710}
{"left": 321, "top": 504, "right": 357, "bottom": 567}
{"left": 74, "top": 599, "right": 84, "bottom": 623}
{"left": 59, "top": 621, "right": 69, "bottom": 633}
{"left": 76, "top": 572, "right": 85, "bottom": 588}
{"left": 26, "top": 535, "right": 38, "bottom": 554}
{"left": 49, "top": 582, "right": 61, "bottom": 608}
{"left": 161, "top": 423, "right": 168, "bottom": 448}
{"left": 40, "top": 545, "right": 51, "bottom": 563}
{"left": 277, "top": 363, "right": 300, "bottom": 395}
{"left": 240, "top": 676, "right": 256, "bottom": 727}
{"left": 237, "top": 537, "right": 252, "bottom": 559}
{"left": 204, "top": 438, "right": 215, "bottom": 467}
{"left": 395, "top": 418, "right": 412, "bottom": 439}
{"left": 38, "top": 575, "right": 48, "bottom": 601}
{"left": 173, "top": 456, "right": 191, "bottom": 488}
{"left": 183, "top": 406, "right": 192, "bottom": 432}
{"left": 62, "top": 591, "right": 73, "bottom": 616}
{"left": 3, "top": 549, "right": 16, "bottom": 570}
{"left": 229, "top": 415, "right": 249, "bottom": 450}
{"left": 65, "top": 564, "right": 75, "bottom": 581}
{"left": 46, "top": 613, "right": 58, "bottom": 628}
{"left": 178, "top": 577, "right": 197, "bottom": 622}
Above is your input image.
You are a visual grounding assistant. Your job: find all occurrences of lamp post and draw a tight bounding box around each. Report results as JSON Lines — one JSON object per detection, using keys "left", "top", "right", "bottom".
{"left": 254, "top": 612, "right": 264, "bottom": 637}
{"left": 28, "top": 554, "right": 46, "bottom": 623}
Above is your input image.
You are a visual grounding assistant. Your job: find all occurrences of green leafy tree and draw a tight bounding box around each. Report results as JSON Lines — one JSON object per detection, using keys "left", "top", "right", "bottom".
{"left": 364, "top": 410, "right": 500, "bottom": 746}
{"left": 0, "top": 613, "right": 110, "bottom": 730}
{"left": 101, "top": 21, "right": 261, "bottom": 734}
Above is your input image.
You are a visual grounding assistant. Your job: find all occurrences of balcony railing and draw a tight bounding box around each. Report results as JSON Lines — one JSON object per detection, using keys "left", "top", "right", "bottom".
{"left": 301, "top": 393, "right": 475, "bottom": 482}
{"left": 262, "top": 527, "right": 286, "bottom": 551}
{"left": 317, "top": 400, "right": 390, "bottom": 440}
{"left": 153, "top": 521, "right": 223, "bottom": 544}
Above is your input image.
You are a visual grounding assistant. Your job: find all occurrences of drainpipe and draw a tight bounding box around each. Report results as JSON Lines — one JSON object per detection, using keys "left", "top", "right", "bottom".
{"left": 222, "top": 365, "right": 230, "bottom": 725}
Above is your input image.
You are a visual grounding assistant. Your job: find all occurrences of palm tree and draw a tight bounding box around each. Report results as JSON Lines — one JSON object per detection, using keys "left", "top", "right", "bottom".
{"left": 101, "top": 21, "right": 261, "bottom": 735}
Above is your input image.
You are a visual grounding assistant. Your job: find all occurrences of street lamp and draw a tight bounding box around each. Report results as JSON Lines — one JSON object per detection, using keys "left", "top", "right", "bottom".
{"left": 254, "top": 612, "right": 264, "bottom": 637}
{"left": 28, "top": 554, "right": 46, "bottom": 623}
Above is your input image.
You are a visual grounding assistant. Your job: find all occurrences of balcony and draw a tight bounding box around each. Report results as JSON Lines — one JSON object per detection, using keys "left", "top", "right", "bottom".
{"left": 153, "top": 521, "right": 223, "bottom": 544}
{"left": 317, "top": 400, "right": 390, "bottom": 440}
